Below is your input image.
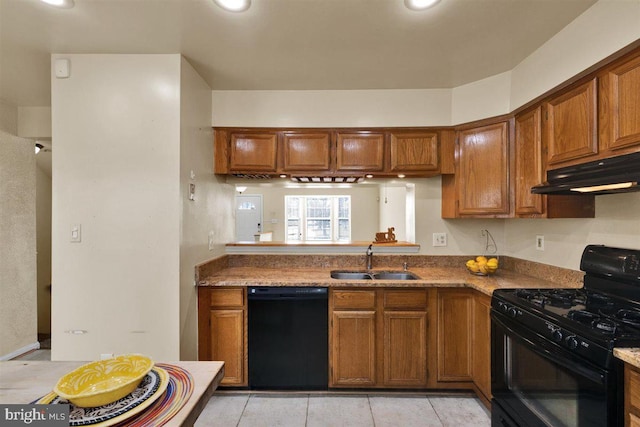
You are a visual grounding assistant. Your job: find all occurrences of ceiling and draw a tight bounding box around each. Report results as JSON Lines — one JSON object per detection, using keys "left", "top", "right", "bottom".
{"left": 1, "top": 0, "right": 598, "bottom": 108}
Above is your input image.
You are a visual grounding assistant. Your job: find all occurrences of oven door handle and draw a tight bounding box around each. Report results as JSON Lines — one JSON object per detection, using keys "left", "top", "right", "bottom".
{"left": 492, "top": 312, "right": 606, "bottom": 385}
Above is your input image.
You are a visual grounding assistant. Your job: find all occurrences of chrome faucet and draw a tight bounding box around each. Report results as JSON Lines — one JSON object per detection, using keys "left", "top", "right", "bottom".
{"left": 366, "top": 244, "right": 373, "bottom": 270}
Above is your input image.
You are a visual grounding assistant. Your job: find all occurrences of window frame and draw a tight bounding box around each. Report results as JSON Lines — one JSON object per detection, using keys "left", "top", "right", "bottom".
{"left": 285, "top": 195, "right": 351, "bottom": 242}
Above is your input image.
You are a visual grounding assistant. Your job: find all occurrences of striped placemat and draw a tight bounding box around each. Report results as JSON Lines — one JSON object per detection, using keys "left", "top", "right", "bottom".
{"left": 113, "top": 363, "right": 194, "bottom": 427}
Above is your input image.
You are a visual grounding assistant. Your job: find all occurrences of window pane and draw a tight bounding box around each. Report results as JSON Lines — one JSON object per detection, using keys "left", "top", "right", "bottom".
{"left": 287, "top": 219, "right": 300, "bottom": 241}
{"left": 287, "top": 197, "right": 301, "bottom": 219}
{"left": 338, "top": 197, "right": 350, "bottom": 218}
{"left": 306, "top": 219, "right": 331, "bottom": 240}
{"left": 338, "top": 219, "right": 350, "bottom": 240}
{"left": 307, "top": 197, "right": 330, "bottom": 218}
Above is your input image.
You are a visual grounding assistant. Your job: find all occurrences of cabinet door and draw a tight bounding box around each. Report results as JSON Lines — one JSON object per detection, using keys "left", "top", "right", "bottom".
{"left": 210, "top": 309, "right": 245, "bottom": 386}
{"left": 330, "top": 311, "right": 376, "bottom": 387}
{"left": 336, "top": 132, "right": 385, "bottom": 171}
{"left": 457, "top": 121, "right": 510, "bottom": 216}
{"left": 599, "top": 53, "right": 640, "bottom": 153}
{"left": 389, "top": 131, "right": 439, "bottom": 172}
{"left": 544, "top": 78, "right": 598, "bottom": 166}
{"left": 383, "top": 311, "right": 428, "bottom": 387}
{"left": 282, "top": 132, "right": 331, "bottom": 171}
{"left": 229, "top": 132, "right": 278, "bottom": 172}
{"left": 626, "top": 364, "right": 640, "bottom": 427}
{"left": 515, "top": 107, "right": 545, "bottom": 216}
{"left": 437, "top": 289, "right": 473, "bottom": 382}
{"left": 472, "top": 292, "right": 492, "bottom": 404}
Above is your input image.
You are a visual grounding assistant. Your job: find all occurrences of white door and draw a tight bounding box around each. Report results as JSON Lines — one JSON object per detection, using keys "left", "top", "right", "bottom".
{"left": 235, "top": 195, "right": 263, "bottom": 241}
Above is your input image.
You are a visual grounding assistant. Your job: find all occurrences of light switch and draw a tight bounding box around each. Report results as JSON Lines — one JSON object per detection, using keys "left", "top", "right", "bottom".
{"left": 71, "top": 224, "right": 81, "bottom": 243}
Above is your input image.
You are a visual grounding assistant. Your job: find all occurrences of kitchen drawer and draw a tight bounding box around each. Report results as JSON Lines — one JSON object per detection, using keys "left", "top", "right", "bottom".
{"left": 332, "top": 290, "right": 376, "bottom": 310}
{"left": 209, "top": 288, "right": 245, "bottom": 308}
{"left": 383, "top": 289, "right": 428, "bottom": 310}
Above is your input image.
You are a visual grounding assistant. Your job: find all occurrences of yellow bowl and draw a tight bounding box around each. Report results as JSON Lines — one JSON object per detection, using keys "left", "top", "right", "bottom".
{"left": 54, "top": 354, "right": 154, "bottom": 407}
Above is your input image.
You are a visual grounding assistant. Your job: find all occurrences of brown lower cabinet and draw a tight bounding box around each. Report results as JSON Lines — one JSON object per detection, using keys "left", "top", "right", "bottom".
{"left": 197, "top": 285, "right": 491, "bottom": 402}
{"left": 330, "top": 288, "right": 429, "bottom": 388}
{"left": 625, "top": 363, "right": 640, "bottom": 427}
{"left": 198, "top": 287, "right": 247, "bottom": 386}
{"left": 472, "top": 292, "right": 492, "bottom": 407}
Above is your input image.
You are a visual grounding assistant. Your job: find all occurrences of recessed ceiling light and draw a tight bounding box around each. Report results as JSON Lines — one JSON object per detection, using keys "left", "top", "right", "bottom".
{"left": 213, "top": 0, "right": 251, "bottom": 12}
{"left": 40, "top": 0, "right": 75, "bottom": 8}
{"left": 404, "top": 0, "right": 440, "bottom": 11}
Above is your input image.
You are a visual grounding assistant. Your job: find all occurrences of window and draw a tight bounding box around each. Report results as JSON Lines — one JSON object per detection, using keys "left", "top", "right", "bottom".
{"left": 285, "top": 195, "right": 351, "bottom": 242}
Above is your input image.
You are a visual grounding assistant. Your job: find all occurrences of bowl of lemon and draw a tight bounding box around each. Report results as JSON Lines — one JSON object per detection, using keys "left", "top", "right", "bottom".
{"left": 466, "top": 256, "right": 499, "bottom": 276}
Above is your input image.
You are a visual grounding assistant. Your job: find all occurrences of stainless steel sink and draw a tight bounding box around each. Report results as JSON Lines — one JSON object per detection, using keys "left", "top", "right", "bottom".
{"left": 330, "top": 270, "right": 419, "bottom": 280}
{"left": 330, "top": 271, "right": 374, "bottom": 280}
{"left": 372, "top": 271, "right": 419, "bottom": 280}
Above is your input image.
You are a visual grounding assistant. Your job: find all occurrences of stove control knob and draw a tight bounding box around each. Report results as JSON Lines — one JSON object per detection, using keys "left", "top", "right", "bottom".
{"left": 566, "top": 336, "right": 579, "bottom": 350}
{"left": 508, "top": 307, "right": 518, "bottom": 318}
{"left": 552, "top": 330, "right": 563, "bottom": 342}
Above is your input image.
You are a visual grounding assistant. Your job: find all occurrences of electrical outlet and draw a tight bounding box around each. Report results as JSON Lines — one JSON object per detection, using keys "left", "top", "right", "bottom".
{"left": 433, "top": 233, "right": 447, "bottom": 247}
{"left": 536, "top": 235, "right": 545, "bottom": 251}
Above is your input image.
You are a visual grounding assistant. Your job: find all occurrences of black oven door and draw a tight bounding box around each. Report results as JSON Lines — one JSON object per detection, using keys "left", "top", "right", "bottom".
{"left": 491, "top": 311, "right": 621, "bottom": 427}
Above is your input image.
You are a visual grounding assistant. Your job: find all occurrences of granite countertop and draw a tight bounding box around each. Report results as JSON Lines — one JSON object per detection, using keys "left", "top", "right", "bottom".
{"left": 198, "top": 265, "right": 581, "bottom": 296}
{"left": 614, "top": 348, "right": 640, "bottom": 369}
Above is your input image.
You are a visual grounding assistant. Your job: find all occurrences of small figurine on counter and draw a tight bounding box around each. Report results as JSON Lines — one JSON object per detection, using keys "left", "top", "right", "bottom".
{"left": 374, "top": 227, "right": 397, "bottom": 243}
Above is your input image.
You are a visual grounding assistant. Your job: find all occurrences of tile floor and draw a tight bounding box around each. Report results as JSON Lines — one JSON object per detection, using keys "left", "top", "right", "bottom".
{"left": 195, "top": 393, "right": 491, "bottom": 427}
{"left": 13, "top": 350, "right": 491, "bottom": 426}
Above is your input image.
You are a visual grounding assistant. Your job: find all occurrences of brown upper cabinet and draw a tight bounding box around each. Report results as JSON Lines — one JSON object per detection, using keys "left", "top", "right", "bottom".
{"left": 442, "top": 119, "right": 511, "bottom": 218}
{"left": 543, "top": 78, "right": 598, "bottom": 168}
{"left": 282, "top": 131, "right": 331, "bottom": 172}
{"left": 515, "top": 107, "right": 545, "bottom": 216}
{"left": 229, "top": 132, "right": 278, "bottom": 173}
{"left": 389, "top": 131, "right": 439, "bottom": 172}
{"left": 515, "top": 107, "right": 595, "bottom": 218}
{"left": 335, "top": 132, "right": 385, "bottom": 172}
{"left": 599, "top": 50, "right": 640, "bottom": 155}
{"left": 214, "top": 128, "right": 445, "bottom": 177}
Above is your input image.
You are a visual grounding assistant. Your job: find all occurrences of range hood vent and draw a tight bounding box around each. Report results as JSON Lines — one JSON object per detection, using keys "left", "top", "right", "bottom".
{"left": 291, "top": 176, "right": 363, "bottom": 183}
{"left": 531, "top": 151, "right": 640, "bottom": 195}
{"left": 232, "top": 173, "right": 273, "bottom": 180}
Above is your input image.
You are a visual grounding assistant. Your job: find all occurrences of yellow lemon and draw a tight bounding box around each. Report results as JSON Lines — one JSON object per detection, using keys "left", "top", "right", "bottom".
{"left": 467, "top": 263, "right": 480, "bottom": 273}
{"left": 487, "top": 259, "right": 498, "bottom": 268}
{"left": 478, "top": 264, "right": 489, "bottom": 274}
{"left": 476, "top": 256, "right": 488, "bottom": 264}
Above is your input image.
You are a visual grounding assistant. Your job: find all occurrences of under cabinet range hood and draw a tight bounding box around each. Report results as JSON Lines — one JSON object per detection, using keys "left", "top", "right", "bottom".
{"left": 531, "top": 151, "right": 640, "bottom": 195}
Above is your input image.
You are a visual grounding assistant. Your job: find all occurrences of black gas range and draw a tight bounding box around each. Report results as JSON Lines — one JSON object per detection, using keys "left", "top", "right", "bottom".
{"left": 491, "top": 245, "right": 640, "bottom": 427}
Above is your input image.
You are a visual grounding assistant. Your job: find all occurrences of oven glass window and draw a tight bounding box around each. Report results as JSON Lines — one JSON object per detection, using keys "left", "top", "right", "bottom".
{"left": 506, "top": 337, "right": 605, "bottom": 427}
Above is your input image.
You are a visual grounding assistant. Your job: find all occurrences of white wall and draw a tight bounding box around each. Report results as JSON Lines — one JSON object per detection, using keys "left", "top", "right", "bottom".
{"left": 51, "top": 54, "right": 182, "bottom": 361}
{"left": 18, "top": 107, "right": 52, "bottom": 138}
{"left": 379, "top": 184, "right": 408, "bottom": 242}
{"left": 0, "top": 100, "right": 18, "bottom": 135}
{"left": 510, "top": 0, "right": 640, "bottom": 110}
{"left": 212, "top": 89, "right": 452, "bottom": 127}
{"left": 179, "top": 57, "right": 235, "bottom": 360}
{"left": 0, "top": 131, "right": 38, "bottom": 359}
{"left": 451, "top": 71, "right": 511, "bottom": 125}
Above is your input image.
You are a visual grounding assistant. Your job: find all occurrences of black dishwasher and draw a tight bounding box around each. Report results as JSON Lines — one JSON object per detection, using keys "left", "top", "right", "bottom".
{"left": 248, "top": 286, "right": 328, "bottom": 390}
